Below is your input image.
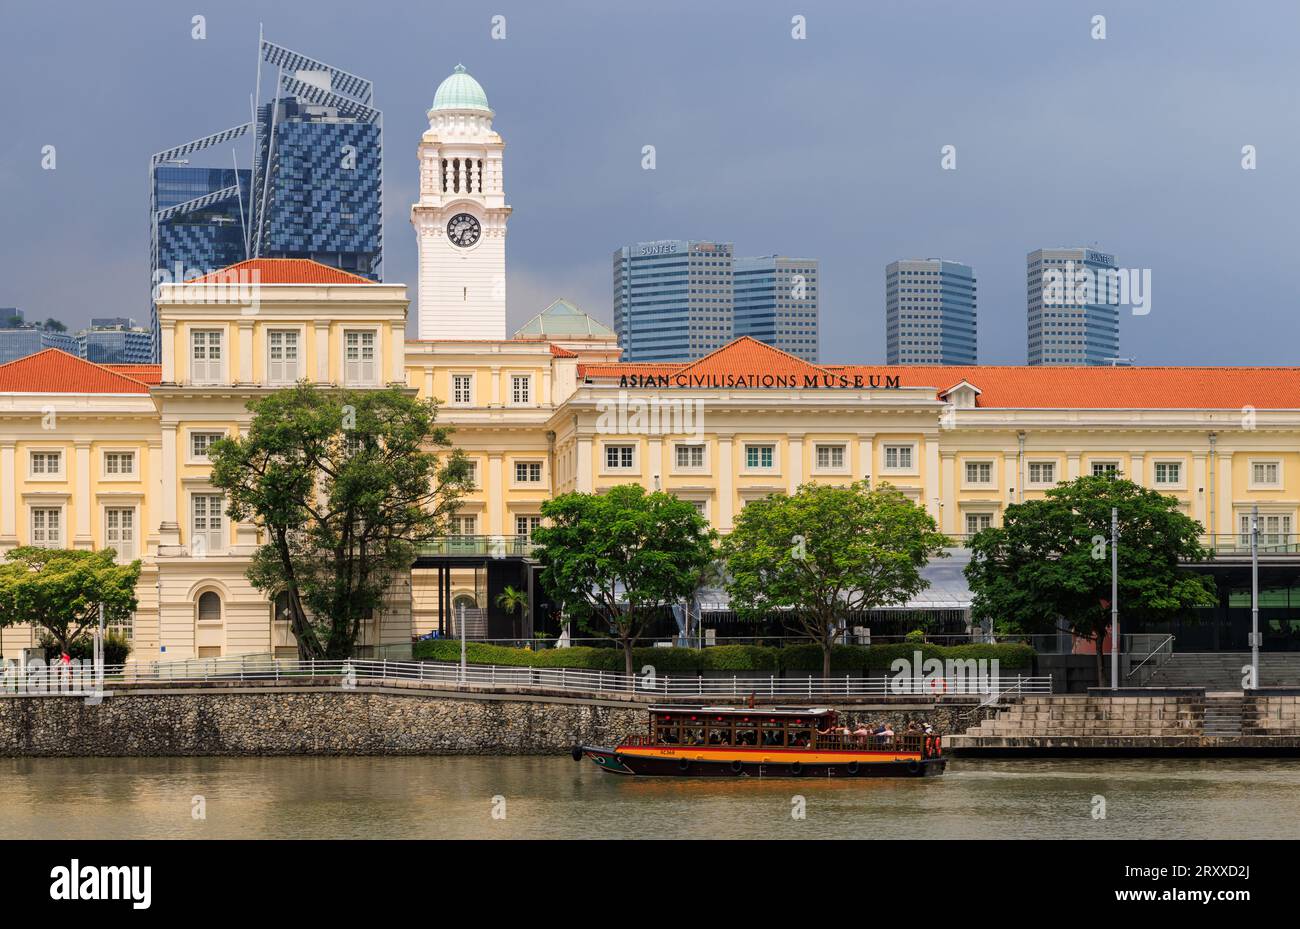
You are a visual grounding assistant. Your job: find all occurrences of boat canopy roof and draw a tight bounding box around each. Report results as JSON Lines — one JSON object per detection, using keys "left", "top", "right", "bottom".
{"left": 648, "top": 705, "right": 835, "bottom": 718}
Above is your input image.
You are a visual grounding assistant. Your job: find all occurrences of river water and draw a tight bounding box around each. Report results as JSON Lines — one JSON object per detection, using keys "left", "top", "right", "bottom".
{"left": 2, "top": 756, "right": 1296, "bottom": 839}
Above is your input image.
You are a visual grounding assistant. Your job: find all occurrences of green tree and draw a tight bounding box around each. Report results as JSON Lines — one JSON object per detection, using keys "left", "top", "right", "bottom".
{"left": 41, "top": 318, "right": 67, "bottom": 333}
{"left": 0, "top": 548, "right": 140, "bottom": 655}
{"left": 964, "top": 475, "right": 1217, "bottom": 686}
{"left": 533, "top": 485, "right": 715, "bottom": 677}
{"left": 209, "top": 384, "right": 472, "bottom": 659}
{"left": 723, "top": 481, "right": 949, "bottom": 678}
{"left": 495, "top": 585, "right": 528, "bottom": 624}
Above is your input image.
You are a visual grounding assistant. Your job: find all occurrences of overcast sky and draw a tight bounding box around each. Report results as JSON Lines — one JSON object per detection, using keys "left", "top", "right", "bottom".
{"left": 2, "top": 0, "right": 1298, "bottom": 364}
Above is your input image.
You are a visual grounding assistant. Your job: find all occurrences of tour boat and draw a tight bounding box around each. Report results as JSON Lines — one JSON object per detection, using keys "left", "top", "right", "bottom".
{"left": 572, "top": 705, "right": 945, "bottom": 778}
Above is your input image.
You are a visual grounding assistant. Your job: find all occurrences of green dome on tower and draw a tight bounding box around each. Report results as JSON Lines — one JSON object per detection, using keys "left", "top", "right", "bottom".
{"left": 431, "top": 64, "right": 491, "bottom": 112}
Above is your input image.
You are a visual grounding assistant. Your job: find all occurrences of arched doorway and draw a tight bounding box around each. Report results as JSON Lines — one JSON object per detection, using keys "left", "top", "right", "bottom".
{"left": 195, "top": 589, "right": 224, "bottom": 658}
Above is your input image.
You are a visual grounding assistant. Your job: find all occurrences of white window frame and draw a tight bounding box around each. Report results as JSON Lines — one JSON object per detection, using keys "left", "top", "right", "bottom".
{"left": 741, "top": 443, "right": 778, "bottom": 474}
{"left": 812, "top": 443, "right": 848, "bottom": 474}
{"left": 448, "top": 513, "right": 478, "bottom": 536}
{"left": 30, "top": 506, "right": 63, "bottom": 548}
{"left": 514, "top": 514, "right": 543, "bottom": 538}
{"left": 266, "top": 328, "right": 302, "bottom": 386}
{"left": 1090, "top": 460, "right": 1121, "bottom": 478}
{"left": 672, "top": 442, "right": 708, "bottom": 473}
{"left": 187, "top": 430, "right": 227, "bottom": 464}
{"left": 508, "top": 373, "right": 533, "bottom": 406}
{"left": 512, "top": 460, "right": 544, "bottom": 485}
{"left": 450, "top": 372, "right": 474, "bottom": 406}
{"left": 1152, "top": 459, "right": 1186, "bottom": 489}
{"left": 601, "top": 442, "right": 638, "bottom": 474}
{"left": 101, "top": 449, "right": 137, "bottom": 481}
{"left": 103, "top": 505, "right": 137, "bottom": 561}
{"left": 342, "top": 328, "right": 379, "bottom": 386}
{"left": 965, "top": 512, "right": 993, "bottom": 536}
{"left": 1240, "top": 511, "right": 1293, "bottom": 547}
{"left": 881, "top": 442, "right": 917, "bottom": 474}
{"left": 962, "top": 459, "right": 995, "bottom": 488}
{"left": 1249, "top": 458, "right": 1283, "bottom": 490}
{"left": 1026, "top": 460, "right": 1058, "bottom": 488}
{"left": 28, "top": 449, "right": 64, "bottom": 480}
{"left": 190, "top": 329, "right": 224, "bottom": 386}
{"left": 190, "top": 492, "right": 226, "bottom": 555}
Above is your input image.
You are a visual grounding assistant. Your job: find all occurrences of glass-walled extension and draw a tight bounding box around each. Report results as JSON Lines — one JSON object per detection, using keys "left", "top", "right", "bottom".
{"left": 1132, "top": 563, "right": 1300, "bottom": 651}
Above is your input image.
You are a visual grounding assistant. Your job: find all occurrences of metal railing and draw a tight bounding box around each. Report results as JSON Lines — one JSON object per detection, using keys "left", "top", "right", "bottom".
{"left": 1126, "top": 634, "right": 1176, "bottom": 686}
{"left": 0, "top": 654, "right": 1053, "bottom": 699}
{"left": 413, "top": 535, "right": 536, "bottom": 558}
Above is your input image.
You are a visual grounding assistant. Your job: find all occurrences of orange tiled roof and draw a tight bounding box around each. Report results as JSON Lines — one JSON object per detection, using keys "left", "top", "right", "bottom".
{"left": 104, "top": 364, "right": 162, "bottom": 385}
{"left": 549, "top": 344, "right": 579, "bottom": 358}
{"left": 185, "top": 258, "right": 375, "bottom": 285}
{"left": 577, "top": 339, "right": 1300, "bottom": 409}
{"left": 0, "top": 350, "right": 152, "bottom": 394}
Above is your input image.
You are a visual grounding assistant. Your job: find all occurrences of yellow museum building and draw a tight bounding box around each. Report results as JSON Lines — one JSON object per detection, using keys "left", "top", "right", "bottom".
{"left": 1, "top": 256, "right": 1299, "bottom": 661}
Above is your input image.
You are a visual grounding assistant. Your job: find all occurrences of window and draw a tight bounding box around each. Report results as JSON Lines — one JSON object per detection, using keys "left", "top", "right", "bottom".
{"left": 966, "top": 513, "right": 992, "bottom": 536}
{"left": 452, "top": 373, "right": 473, "bottom": 405}
{"left": 1154, "top": 461, "right": 1182, "bottom": 485}
{"left": 1242, "top": 513, "right": 1292, "bottom": 546}
{"left": 1252, "top": 461, "right": 1281, "bottom": 487}
{"left": 675, "top": 444, "right": 705, "bottom": 469}
{"left": 190, "top": 432, "right": 224, "bottom": 461}
{"left": 191, "top": 330, "right": 223, "bottom": 384}
{"left": 688, "top": 500, "right": 707, "bottom": 517}
{"left": 514, "top": 461, "right": 542, "bottom": 484}
{"left": 605, "top": 444, "right": 635, "bottom": 470}
{"left": 1028, "top": 461, "right": 1056, "bottom": 485}
{"left": 1091, "top": 461, "right": 1119, "bottom": 477}
{"left": 815, "top": 444, "right": 845, "bottom": 470}
{"left": 964, "top": 461, "right": 993, "bottom": 485}
{"left": 344, "top": 330, "right": 377, "bottom": 385}
{"left": 197, "top": 591, "right": 222, "bottom": 624}
{"left": 515, "top": 515, "right": 542, "bottom": 538}
{"left": 449, "top": 514, "right": 477, "bottom": 535}
{"left": 105, "top": 507, "right": 135, "bottom": 560}
{"left": 191, "top": 494, "right": 225, "bottom": 554}
{"left": 883, "top": 444, "right": 913, "bottom": 470}
{"left": 267, "top": 330, "right": 300, "bottom": 384}
{"left": 745, "top": 444, "right": 775, "bottom": 470}
{"left": 510, "top": 374, "right": 531, "bottom": 405}
{"left": 104, "top": 451, "right": 135, "bottom": 477}
{"left": 30, "top": 451, "right": 62, "bottom": 476}
{"left": 31, "top": 508, "right": 61, "bottom": 547}
{"left": 463, "top": 460, "right": 479, "bottom": 488}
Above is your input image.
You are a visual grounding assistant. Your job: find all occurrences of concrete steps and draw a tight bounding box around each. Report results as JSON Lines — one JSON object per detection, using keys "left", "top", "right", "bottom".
{"left": 1202, "top": 694, "right": 1245, "bottom": 737}
{"left": 1147, "top": 653, "right": 1300, "bottom": 690}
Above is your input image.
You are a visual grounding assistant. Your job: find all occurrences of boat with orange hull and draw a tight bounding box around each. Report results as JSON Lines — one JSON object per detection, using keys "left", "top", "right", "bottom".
{"left": 572, "top": 705, "right": 945, "bottom": 778}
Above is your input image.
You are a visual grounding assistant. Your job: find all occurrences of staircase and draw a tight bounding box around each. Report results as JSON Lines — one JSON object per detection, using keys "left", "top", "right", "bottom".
{"left": 1201, "top": 693, "right": 1245, "bottom": 737}
{"left": 1145, "top": 653, "right": 1300, "bottom": 690}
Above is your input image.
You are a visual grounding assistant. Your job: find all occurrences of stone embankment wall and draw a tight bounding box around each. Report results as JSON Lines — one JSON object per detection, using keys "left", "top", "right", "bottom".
{"left": 0, "top": 680, "right": 989, "bottom": 756}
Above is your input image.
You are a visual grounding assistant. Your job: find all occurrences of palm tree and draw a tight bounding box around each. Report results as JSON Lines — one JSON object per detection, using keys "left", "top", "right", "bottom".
{"left": 495, "top": 585, "right": 529, "bottom": 640}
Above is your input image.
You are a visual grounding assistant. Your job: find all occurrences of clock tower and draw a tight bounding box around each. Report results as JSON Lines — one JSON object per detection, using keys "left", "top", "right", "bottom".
{"left": 411, "top": 65, "right": 511, "bottom": 340}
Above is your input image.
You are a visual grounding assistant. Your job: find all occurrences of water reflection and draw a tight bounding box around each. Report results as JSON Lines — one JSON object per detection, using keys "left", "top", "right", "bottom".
{"left": 1, "top": 756, "right": 1297, "bottom": 839}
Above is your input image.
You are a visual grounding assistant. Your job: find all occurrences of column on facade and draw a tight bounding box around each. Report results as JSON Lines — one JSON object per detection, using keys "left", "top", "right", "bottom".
{"left": 234, "top": 425, "right": 258, "bottom": 549}
{"left": 648, "top": 437, "right": 663, "bottom": 490}
{"left": 490, "top": 366, "right": 501, "bottom": 406}
{"left": 0, "top": 441, "right": 15, "bottom": 544}
{"left": 238, "top": 321, "right": 254, "bottom": 384}
{"left": 857, "top": 433, "right": 874, "bottom": 484}
{"left": 1067, "top": 453, "right": 1081, "bottom": 481}
{"left": 74, "top": 440, "right": 92, "bottom": 549}
{"left": 717, "top": 434, "right": 734, "bottom": 530}
{"left": 146, "top": 440, "right": 162, "bottom": 555}
{"left": 314, "top": 321, "right": 330, "bottom": 383}
{"left": 1129, "top": 453, "right": 1145, "bottom": 486}
{"left": 787, "top": 434, "right": 804, "bottom": 493}
{"left": 924, "top": 432, "right": 941, "bottom": 521}
{"left": 576, "top": 436, "right": 593, "bottom": 492}
{"left": 161, "top": 321, "right": 177, "bottom": 383}
{"left": 940, "top": 451, "right": 957, "bottom": 535}
{"left": 159, "top": 423, "right": 180, "bottom": 546}
{"left": 390, "top": 322, "right": 406, "bottom": 384}
{"left": 541, "top": 368, "right": 552, "bottom": 406}
{"left": 1004, "top": 451, "right": 1019, "bottom": 504}
{"left": 487, "top": 453, "right": 504, "bottom": 536}
{"left": 1192, "top": 453, "right": 1208, "bottom": 529}
{"left": 1216, "top": 452, "right": 1234, "bottom": 541}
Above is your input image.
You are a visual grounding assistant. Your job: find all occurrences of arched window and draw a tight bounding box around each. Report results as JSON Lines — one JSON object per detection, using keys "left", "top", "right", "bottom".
{"left": 197, "top": 591, "right": 222, "bottom": 624}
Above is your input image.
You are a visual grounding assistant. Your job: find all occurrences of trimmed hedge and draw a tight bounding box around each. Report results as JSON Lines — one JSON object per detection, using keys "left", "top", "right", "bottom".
{"left": 412, "top": 639, "right": 1033, "bottom": 672}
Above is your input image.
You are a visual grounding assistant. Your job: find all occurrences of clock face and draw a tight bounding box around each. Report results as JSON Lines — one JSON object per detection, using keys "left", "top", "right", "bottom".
{"left": 446, "top": 213, "right": 481, "bottom": 248}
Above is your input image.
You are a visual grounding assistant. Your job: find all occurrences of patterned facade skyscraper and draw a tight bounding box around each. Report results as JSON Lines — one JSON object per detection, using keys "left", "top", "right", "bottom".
{"left": 885, "top": 259, "right": 978, "bottom": 365}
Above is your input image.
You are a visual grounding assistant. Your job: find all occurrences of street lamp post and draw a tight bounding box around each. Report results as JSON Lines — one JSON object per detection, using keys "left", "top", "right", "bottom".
{"left": 1111, "top": 508, "right": 1119, "bottom": 692}
{"left": 1251, "top": 503, "right": 1260, "bottom": 690}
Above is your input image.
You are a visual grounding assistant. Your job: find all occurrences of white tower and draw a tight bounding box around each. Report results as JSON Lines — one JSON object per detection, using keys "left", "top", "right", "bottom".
{"left": 411, "top": 65, "right": 511, "bottom": 340}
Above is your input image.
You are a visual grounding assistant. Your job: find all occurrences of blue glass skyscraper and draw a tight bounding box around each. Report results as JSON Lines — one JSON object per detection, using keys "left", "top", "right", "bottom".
{"left": 885, "top": 259, "right": 978, "bottom": 364}
{"left": 733, "top": 256, "right": 819, "bottom": 362}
